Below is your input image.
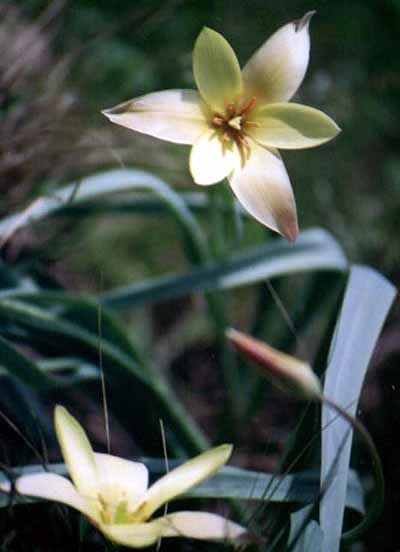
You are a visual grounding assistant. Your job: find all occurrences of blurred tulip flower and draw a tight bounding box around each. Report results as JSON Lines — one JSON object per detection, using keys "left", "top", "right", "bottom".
{"left": 5, "top": 406, "right": 247, "bottom": 548}
{"left": 103, "top": 13, "right": 340, "bottom": 241}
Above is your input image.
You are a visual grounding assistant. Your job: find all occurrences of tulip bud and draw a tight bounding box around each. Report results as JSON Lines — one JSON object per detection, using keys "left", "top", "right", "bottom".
{"left": 227, "top": 328, "right": 321, "bottom": 399}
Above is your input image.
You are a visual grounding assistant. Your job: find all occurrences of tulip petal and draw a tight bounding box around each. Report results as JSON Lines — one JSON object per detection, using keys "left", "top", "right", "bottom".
{"left": 101, "top": 518, "right": 165, "bottom": 548}
{"left": 94, "top": 453, "right": 149, "bottom": 510}
{"left": 190, "top": 130, "right": 240, "bottom": 185}
{"left": 193, "top": 27, "right": 242, "bottom": 113}
{"left": 15, "top": 473, "right": 95, "bottom": 519}
{"left": 242, "top": 12, "right": 314, "bottom": 104}
{"left": 250, "top": 103, "right": 341, "bottom": 149}
{"left": 102, "top": 90, "right": 208, "bottom": 144}
{"left": 104, "top": 511, "right": 247, "bottom": 548}
{"left": 228, "top": 142, "right": 298, "bottom": 241}
{"left": 158, "top": 511, "right": 248, "bottom": 541}
{"left": 137, "top": 444, "right": 232, "bottom": 519}
{"left": 54, "top": 405, "right": 98, "bottom": 499}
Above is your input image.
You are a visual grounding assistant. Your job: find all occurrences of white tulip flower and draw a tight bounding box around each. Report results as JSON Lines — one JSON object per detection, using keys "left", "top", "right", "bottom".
{"left": 103, "top": 13, "right": 340, "bottom": 241}
{"left": 2, "top": 406, "right": 247, "bottom": 548}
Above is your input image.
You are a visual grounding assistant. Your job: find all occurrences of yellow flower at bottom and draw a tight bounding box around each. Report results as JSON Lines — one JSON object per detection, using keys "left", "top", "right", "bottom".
{"left": 6, "top": 406, "right": 246, "bottom": 548}
{"left": 103, "top": 13, "right": 340, "bottom": 241}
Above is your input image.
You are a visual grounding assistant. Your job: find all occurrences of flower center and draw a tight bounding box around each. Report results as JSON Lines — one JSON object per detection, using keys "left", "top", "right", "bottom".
{"left": 97, "top": 485, "right": 134, "bottom": 524}
{"left": 97, "top": 486, "right": 147, "bottom": 525}
{"left": 210, "top": 96, "right": 258, "bottom": 160}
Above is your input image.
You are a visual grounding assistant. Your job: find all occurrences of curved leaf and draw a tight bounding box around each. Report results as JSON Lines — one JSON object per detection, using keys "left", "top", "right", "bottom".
{"left": 0, "top": 169, "right": 208, "bottom": 264}
{"left": 101, "top": 229, "right": 347, "bottom": 310}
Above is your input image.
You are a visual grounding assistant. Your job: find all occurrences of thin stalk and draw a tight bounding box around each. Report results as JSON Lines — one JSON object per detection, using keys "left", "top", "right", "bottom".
{"left": 207, "top": 185, "right": 242, "bottom": 433}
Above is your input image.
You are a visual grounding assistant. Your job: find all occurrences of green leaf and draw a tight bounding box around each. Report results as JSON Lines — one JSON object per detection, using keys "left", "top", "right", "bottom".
{"left": 289, "top": 507, "right": 323, "bottom": 551}
{"left": 0, "top": 169, "right": 208, "bottom": 265}
{"left": 0, "top": 335, "right": 52, "bottom": 390}
{"left": 320, "top": 265, "right": 396, "bottom": 550}
{"left": 101, "top": 229, "right": 347, "bottom": 309}
{"left": 0, "top": 295, "right": 208, "bottom": 455}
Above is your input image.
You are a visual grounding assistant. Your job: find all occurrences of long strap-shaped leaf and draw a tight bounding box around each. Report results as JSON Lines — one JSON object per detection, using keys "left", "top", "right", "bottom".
{"left": 0, "top": 169, "right": 208, "bottom": 263}
{"left": 0, "top": 297, "right": 208, "bottom": 455}
{"left": 320, "top": 265, "right": 396, "bottom": 552}
{"left": 289, "top": 507, "right": 323, "bottom": 552}
{"left": 0, "top": 462, "right": 364, "bottom": 514}
{"left": 101, "top": 229, "right": 347, "bottom": 309}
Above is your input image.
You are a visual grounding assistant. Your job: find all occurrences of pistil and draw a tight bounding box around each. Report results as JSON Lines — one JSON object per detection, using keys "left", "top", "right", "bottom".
{"left": 209, "top": 96, "right": 260, "bottom": 164}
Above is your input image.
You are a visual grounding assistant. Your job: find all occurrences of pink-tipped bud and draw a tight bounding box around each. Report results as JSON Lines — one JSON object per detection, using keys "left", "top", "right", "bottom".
{"left": 226, "top": 328, "right": 321, "bottom": 400}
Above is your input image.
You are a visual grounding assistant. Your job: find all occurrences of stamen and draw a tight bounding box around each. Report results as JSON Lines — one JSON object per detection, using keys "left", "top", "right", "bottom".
{"left": 222, "top": 131, "right": 231, "bottom": 142}
{"left": 225, "top": 103, "right": 236, "bottom": 118}
{"left": 212, "top": 115, "right": 225, "bottom": 127}
{"left": 235, "top": 134, "right": 251, "bottom": 165}
{"left": 240, "top": 96, "right": 257, "bottom": 116}
{"left": 236, "top": 134, "right": 249, "bottom": 148}
{"left": 243, "top": 120, "right": 260, "bottom": 128}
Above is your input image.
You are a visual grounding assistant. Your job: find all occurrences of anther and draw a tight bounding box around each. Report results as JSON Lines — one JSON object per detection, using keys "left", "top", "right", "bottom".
{"left": 212, "top": 115, "right": 225, "bottom": 127}
{"left": 243, "top": 120, "right": 259, "bottom": 128}
{"left": 240, "top": 96, "right": 257, "bottom": 116}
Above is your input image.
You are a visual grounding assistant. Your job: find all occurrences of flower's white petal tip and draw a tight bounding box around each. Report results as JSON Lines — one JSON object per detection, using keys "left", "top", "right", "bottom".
{"left": 54, "top": 404, "right": 98, "bottom": 498}
{"left": 294, "top": 10, "right": 316, "bottom": 32}
{"left": 281, "top": 218, "right": 298, "bottom": 243}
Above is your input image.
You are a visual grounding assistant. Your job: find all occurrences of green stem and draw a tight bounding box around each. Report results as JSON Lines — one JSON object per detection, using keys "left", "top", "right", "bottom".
{"left": 209, "top": 185, "right": 226, "bottom": 259}
{"left": 207, "top": 185, "right": 242, "bottom": 433}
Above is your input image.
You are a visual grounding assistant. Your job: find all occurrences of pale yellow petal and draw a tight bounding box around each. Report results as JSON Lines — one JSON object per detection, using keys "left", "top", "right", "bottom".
{"left": 193, "top": 27, "right": 242, "bottom": 112}
{"left": 94, "top": 453, "right": 148, "bottom": 511}
{"left": 158, "top": 511, "right": 248, "bottom": 542}
{"left": 250, "top": 103, "right": 341, "bottom": 149}
{"left": 103, "top": 511, "right": 247, "bottom": 548}
{"left": 102, "top": 90, "right": 208, "bottom": 144}
{"left": 190, "top": 129, "right": 240, "bottom": 185}
{"left": 101, "top": 519, "right": 164, "bottom": 548}
{"left": 15, "top": 473, "right": 96, "bottom": 520}
{"left": 136, "top": 444, "right": 232, "bottom": 520}
{"left": 227, "top": 328, "right": 322, "bottom": 399}
{"left": 242, "top": 12, "right": 314, "bottom": 104}
{"left": 54, "top": 405, "right": 98, "bottom": 499}
{"left": 228, "top": 142, "right": 298, "bottom": 241}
